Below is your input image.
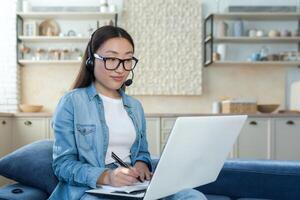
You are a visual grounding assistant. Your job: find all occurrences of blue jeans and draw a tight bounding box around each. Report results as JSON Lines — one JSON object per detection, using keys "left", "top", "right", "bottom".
{"left": 82, "top": 188, "right": 206, "bottom": 199}
{"left": 81, "top": 161, "right": 207, "bottom": 200}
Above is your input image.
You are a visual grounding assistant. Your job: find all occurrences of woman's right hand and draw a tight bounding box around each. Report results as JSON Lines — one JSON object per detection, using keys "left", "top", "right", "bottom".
{"left": 98, "top": 167, "right": 140, "bottom": 187}
{"left": 109, "top": 167, "right": 140, "bottom": 186}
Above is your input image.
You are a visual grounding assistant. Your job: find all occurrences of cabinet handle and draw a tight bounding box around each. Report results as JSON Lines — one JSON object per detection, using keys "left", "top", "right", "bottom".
{"left": 286, "top": 120, "right": 295, "bottom": 125}
{"left": 1, "top": 120, "right": 6, "bottom": 125}
{"left": 24, "top": 121, "right": 32, "bottom": 126}
{"left": 249, "top": 121, "right": 257, "bottom": 125}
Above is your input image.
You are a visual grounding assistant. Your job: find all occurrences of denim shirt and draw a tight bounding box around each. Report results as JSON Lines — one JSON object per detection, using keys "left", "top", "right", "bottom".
{"left": 48, "top": 83, "right": 152, "bottom": 200}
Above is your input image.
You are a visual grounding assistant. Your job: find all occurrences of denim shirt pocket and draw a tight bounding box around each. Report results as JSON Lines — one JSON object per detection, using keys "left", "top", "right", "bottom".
{"left": 76, "top": 124, "right": 96, "bottom": 151}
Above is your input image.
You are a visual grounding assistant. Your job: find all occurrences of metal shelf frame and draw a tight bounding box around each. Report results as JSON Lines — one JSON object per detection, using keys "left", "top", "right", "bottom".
{"left": 203, "top": 13, "right": 300, "bottom": 67}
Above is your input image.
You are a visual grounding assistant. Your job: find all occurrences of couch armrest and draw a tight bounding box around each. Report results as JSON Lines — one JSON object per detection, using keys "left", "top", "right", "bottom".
{"left": 196, "top": 159, "right": 300, "bottom": 200}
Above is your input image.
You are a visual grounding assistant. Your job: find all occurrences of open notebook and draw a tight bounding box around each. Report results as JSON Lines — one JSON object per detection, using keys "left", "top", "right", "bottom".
{"left": 86, "top": 181, "right": 150, "bottom": 198}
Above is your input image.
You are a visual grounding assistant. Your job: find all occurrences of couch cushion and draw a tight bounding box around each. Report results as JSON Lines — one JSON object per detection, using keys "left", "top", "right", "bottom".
{"left": 197, "top": 159, "right": 300, "bottom": 200}
{"left": 0, "top": 140, "right": 58, "bottom": 195}
{"left": 237, "top": 198, "right": 271, "bottom": 200}
{"left": 205, "top": 194, "right": 231, "bottom": 200}
{"left": 0, "top": 183, "right": 48, "bottom": 200}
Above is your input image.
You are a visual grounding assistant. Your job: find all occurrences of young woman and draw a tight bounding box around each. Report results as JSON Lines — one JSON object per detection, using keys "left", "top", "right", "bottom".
{"left": 48, "top": 25, "right": 207, "bottom": 200}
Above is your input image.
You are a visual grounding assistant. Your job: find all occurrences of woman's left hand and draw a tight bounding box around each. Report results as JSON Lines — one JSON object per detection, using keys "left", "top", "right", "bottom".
{"left": 133, "top": 161, "right": 153, "bottom": 182}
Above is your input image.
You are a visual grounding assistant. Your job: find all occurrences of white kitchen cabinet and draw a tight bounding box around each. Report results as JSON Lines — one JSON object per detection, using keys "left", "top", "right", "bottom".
{"left": 3, "top": 114, "right": 300, "bottom": 162}
{"left": 237, "top": 118, "right": 271, "bottom": 159}
{"left": 47, "top": 117, "right": 55, "bottom": 139}
{"left": 145, "top": 118, "right": 161, "bottom": 156}
{"left": 274, "top": 118, "right": 300, "bottom": 160}
{"left": 160, "top": 117, "right": 177, "bottom": 153}
{"left": 0, "top": 117, "right": 13, "bottom": 187}
{"left": 0, "top": 118, "right": 12, "bottom": 157}
{"left": 12, "top": 118, "right": 47, "bottom": 150}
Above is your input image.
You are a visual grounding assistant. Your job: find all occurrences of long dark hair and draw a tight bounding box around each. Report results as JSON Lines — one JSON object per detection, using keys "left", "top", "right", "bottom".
{"left": 72, "top": 25, "right": 135, "bottom": 89}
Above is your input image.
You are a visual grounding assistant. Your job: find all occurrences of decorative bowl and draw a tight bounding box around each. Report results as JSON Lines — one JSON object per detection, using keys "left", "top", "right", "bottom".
{"left": 257, "top": 104, "right": 280, "bottom": 113}
{"left": 19, "top": 104, "right": 43, "bottom": 112}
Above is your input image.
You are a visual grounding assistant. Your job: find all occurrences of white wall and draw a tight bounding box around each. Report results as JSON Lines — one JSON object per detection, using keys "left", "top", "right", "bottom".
{"left": 0, "top": 0, "right": 19, "bottom": 112}
{"left": 2, "top": 0, "right": 298, "bottom": 114}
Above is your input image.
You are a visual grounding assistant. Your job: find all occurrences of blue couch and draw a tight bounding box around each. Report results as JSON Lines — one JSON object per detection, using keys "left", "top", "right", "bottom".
{"left": 0, "top": 140, "right": 299, "bottom": 200}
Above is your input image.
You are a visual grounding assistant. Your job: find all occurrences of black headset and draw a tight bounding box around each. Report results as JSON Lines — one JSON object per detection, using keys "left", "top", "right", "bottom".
{"left": 85, "top": 29, "right": 134, "bottom": 87}
{"left": 85, "top": 39, "right": 95, "bottom": 72}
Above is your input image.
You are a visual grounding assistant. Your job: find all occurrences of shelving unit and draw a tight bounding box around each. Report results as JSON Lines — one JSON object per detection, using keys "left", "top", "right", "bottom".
{"left": 212, "top": 12, "right": 300, "bottom": 21}
{"left": 18, "top": 59, "right": 81, "bottom": 65}
{"left": 203, "top": 12, "right": 300, "bottom": 67}
{"left": 16, "top": 11, "right": 118, "bottom": 66}
{"left": 215, "top": 37, "right": 300, "bottom": 43}
{"left": 18, "top": 36, "right": 90, "bottom": 42}
{"left": 213, "top": 61, "right": 300, "bottom": 67}
{"left": 16, "top": 11, "right": 117, "bottom": 20}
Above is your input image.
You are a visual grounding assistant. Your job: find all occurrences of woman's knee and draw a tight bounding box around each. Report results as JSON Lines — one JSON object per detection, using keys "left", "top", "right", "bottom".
{"left": 165, "top": 188, "right": 207, "bottom": 200}
{"left": 80, "top": 193, "right": 114, "bottom": 200}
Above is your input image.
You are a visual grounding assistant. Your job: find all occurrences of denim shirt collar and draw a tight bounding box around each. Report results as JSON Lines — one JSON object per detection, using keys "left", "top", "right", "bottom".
{"left": 85, "top": 83, "right": 131, "bottom": 108}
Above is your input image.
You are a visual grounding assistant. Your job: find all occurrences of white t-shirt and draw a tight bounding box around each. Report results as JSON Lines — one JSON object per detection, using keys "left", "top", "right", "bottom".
{"left": 99, "top": 93, "right": 136, "bottom": 165}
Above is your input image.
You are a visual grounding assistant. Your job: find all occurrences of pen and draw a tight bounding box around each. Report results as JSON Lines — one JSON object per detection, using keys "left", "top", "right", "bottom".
{"left": 111, "top": 152, "right": 143, "bottom": 183}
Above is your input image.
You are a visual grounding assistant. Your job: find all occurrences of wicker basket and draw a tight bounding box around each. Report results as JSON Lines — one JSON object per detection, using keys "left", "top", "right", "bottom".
{"left": 222, "top": 100, "right": 257, "bottom": 114}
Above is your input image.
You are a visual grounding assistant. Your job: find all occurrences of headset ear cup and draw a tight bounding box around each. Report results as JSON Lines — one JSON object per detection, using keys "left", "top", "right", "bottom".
{"left": 86, "top": 57, "right": 94, "bottom": 72}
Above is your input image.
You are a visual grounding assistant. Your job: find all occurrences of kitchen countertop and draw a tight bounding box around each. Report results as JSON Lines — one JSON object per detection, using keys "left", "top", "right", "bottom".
{"left": 0, "top": 112, "right": 52, "bottom": 117}
{"left": 0, "top": 113, "right": 13, "bottom": 117}
{"left": 13, "top": 112, "right": 53, "bottom": 117}
{"left": 1, "top": 112, "right": 300, "bottom": 118}
{"left": 145, "top": 113, "right": 300, "bottom": 118}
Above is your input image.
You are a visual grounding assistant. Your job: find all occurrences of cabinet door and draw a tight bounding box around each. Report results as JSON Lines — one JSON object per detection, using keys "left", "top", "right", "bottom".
{"left": 274, "top": 118, "right": 300, "bottom": 160}
{"left": 146, "top": 117, "right": 160, "bottom": 156}
{"left": 47, "top": 117, "right": 55, "bottom": 139}
{"left": 0, "top": 118, "right": 12, "bottom": 157}
{"left": 0, "top": 118, "right": 13, "bottom": 187}
{"left": 160, "top": 117, "right": 177, "bottom": 153}
{"left": 13, "top": 118, "right": 47, "bottom": 150}
{"left": 237, "top": 118, "right": 270, "bottom": 159}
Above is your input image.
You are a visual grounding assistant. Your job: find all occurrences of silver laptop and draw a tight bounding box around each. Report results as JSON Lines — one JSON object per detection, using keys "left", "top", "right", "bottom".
{"left": 87, "top": 115, "right": 247, "bottom": 199}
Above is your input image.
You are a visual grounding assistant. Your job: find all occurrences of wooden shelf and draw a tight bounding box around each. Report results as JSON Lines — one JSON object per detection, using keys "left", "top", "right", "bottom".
{"left": 17, "top": 11, "right": 116, "bottom": 20}
{"left": 18, "top": 60, "right": 81, "bottom": 65}
{"left": 211, "top": 61, "right": 300, "bottom": 67}
{"left": 210, "top": 12, "right": 300, "bottom": 21}
{"left": 16, "top": 11, "right": 118, "bottom": 66}
{"left": 215, "top": 37, "right": 300, "bottom": 43}
{"left": 18, "top": 36, "right": 90, "bottom": 42}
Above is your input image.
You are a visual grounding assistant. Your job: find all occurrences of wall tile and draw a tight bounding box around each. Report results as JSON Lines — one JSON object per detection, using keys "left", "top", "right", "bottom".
{"left": 122, "top": 0, "right": 202, "bottom": 95}
{"left": 0, "top": 0, "right": 18, "bottom": 112}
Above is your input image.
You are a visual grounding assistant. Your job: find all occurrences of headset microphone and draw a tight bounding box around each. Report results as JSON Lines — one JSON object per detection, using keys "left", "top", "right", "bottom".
{"left": 124, "top": 71, "right": 134, "bottom": 86}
